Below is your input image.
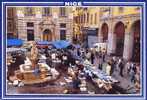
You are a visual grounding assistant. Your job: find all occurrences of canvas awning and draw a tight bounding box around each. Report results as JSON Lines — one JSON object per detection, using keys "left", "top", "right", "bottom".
{"left": 52, "top": 40, "right": 71, "bottom": 49}
{"left": 36, "top": 41, "right": 52, "bottom": 45}
{"left": 7, "top": 39, "right": 23, "bottom": 47}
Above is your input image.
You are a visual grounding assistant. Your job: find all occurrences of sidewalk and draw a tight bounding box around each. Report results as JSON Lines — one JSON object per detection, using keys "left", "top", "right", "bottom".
{"left": 112, "top": 68, "right": 136, "bottom": 93}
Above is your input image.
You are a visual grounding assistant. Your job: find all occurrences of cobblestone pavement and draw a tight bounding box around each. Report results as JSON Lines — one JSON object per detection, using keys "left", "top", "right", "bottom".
{"left": 112, "top": 68, "right": 137, "bottom": 93}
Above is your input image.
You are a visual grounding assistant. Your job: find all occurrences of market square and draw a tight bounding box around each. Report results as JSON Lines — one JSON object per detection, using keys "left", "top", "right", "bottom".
{"left": 6, "top": 6, "right": 141, "bottom": 94}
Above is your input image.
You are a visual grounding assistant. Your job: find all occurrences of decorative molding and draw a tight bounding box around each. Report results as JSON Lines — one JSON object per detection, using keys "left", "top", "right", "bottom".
{"left": 100, "top": 14, "right": 140, "bottom": 21}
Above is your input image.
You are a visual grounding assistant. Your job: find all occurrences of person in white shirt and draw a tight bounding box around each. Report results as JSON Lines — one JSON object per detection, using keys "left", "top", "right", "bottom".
{"left": 106, "top": 62, "right": 111, "bottom": 76}
{"left": 51, "top": 53, "right": 56, "bottom": 60}
{"left": 62, "top": 54, "right": 68, "bottom": 67}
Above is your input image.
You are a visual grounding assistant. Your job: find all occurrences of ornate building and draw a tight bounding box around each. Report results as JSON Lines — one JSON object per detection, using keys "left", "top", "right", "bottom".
{"left": 73, "top": 7, "right": 141, "bottom": 62}
{"left": 7, "top": 6, "right": 141, "bottom": 62}
{"left": 99, "top": 7, "right": 140, "bottom": 62}
{"left": 15, "top": 7, "right": 73, "bottom": 42}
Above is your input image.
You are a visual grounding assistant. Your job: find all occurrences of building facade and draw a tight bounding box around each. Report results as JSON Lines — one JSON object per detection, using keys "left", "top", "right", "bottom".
{"left": 73, "top": 7, "right": 141, "bottom": 62}
{"left": 7, "top": 6, "right": 141, "bottom": 62}
{"left": 7, "top": 7, "right": 17, "bottom": 38}
{"left": 15, "top": 7, "right": 73, "bottom": 42}
{"left": 99, "top": 7, "right": 140, "bottom": 62}
{"left": 73, "top": 7, "right": 100, "bottom": 47}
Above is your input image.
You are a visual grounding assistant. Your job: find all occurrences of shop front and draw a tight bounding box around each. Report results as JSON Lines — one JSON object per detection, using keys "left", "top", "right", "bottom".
{"left": 82, "top": 27, "right": 98, "bottom": 48}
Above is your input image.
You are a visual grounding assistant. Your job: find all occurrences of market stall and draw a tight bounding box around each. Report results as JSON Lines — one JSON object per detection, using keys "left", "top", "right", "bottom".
{"left": 7, "top": 48, "right": 27, "bottom": 66}
{"left": 7, "top": 39, "right": 23, "bottom": 47}
{"left": 7, "top": 48, "right": 27, "bottom": 54}
{"left": 36, "top": 41, "right": 52, "bottom": 49}
{"left": 82, "top": 62, "right": 118, "bottom": 91}
{"left": 52, "top": 40, "right": 71, "bottom": 49}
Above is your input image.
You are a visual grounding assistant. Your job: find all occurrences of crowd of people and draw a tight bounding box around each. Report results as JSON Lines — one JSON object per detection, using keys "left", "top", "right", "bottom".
{"left": 72, "top": 46, "right": 140, "bottom": 92}
{"left": 7, "top": 42, "right": 140, "bottom": 94}
{"left": 37, "top": 45, "right": 140, "bottom": 89}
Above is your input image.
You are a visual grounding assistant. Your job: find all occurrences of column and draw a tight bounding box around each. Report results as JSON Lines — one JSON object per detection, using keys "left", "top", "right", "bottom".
{"left": 107, "top": 23, "right": 116, "bottom": 55}
{"left": 123, "top": 32, "right": 134, "bottom": 60}
{"left": 35, "top": 21, "right": 41, "bottom": 41}
{"left": 52, "top": 26, "right": 56, "bottom": 41}
{"left": 98, "top": 28, "right": 103, "bottom": 42}
{"left": 18, "top": 18, "right": 27, "bottom": 41}
{"left": 107, "top": 32, "right": 116, "bottom": 55}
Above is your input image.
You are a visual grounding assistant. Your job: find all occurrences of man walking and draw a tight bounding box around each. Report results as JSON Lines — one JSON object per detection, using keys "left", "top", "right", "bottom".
{"left": 118, "top": 58, "right": 124, "bottom": 77}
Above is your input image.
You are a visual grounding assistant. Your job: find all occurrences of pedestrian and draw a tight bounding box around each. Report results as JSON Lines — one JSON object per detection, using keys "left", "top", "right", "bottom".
{"left": 102, "top": 48, "right": 106, "bottom": 62}
{"left": 91, "top": 51, "right": 95, "bottom": 64}
{"left": 98, "top": 48, "right": 103, "bottom": 70}
{"left": 51, "top": 52, "right": 56, "bottom": 60}
{"left": 95, "top": 50, "right": 99, "bottom": 59}
{"left": 46, "top": 56, "right": 52, "bottom": 67}
{"left": 44, "top": 47, "right": 48, "bottom": 55}
{"left": 98, "top": 58, "right": 103, "bottom": 70}
{"left": 86, "top": 50, "right": 91, "bottom": 61}
{"left": 81, "top": 48, "right": 86, "bottom": 59}
{"left": 83, "top": 58, "right": 91, "bottom": 65}
{"left": 98, "top": 49, "right": 102, "bottom": 59}
{"left": 106, "top": 62, "right": 112, "bottom": 76}
{"left": 73, "top": 48, "right": 77, "bottom": 56}
{"left": 62, "top": 53, "right": 68, "bottom": 66}
{"left": 130, "top": 68, "right": 136, "bottom": 83}
{"left": 68, "top": 54, "right": 75, "bottom": 66}
{"left": 118, "top": 58, "right": 124, "bottom": 77}
{"left": 132, "top": 63, "right": 137, "bottom": 74}
{"left": 110, "top": 57, "right": 116, "bottom": 75}
{"left": 71, "top": 72, "right": 81, "bottom": 93}
{"left": 126, "top": 61, "right": 131, "bottom": 75}
{"left": 76, "top": 62, "right": 84, "bottom": 71}
{"left": 77, "top": 48, "right": 81, "bottom": 57}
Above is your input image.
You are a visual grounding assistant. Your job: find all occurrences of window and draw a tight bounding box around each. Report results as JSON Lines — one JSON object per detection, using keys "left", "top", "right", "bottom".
{"left": 95, "top": 13, "right": 97, "bottom": 25}
{"left": 60, "top": 23, "right": 66, "bottom": 28}
{"left": 83, "top": 14, "right": 86, "bottom": 23}
{"left": 27, "top": 29, "right": 34, "bottom": 41}
{"left": 87, "top": 13, "right": 89, "bottom": 23}
{"left": 80, "top": 15, "right": 82, "bottom": 23}
{"left": 78, "top": 16, "right": 80, "bottom": 23}
{"left": 74, "top": 17, "right": 78, "bottom": 23}
{"left": 7, "top": 22, "right": 13, "bottom": 31}
{"left": 118, "top": 7, "right": 124, "bottom": 13}
{"left": 82, "top": 14, "right": 85, "bottom": 23}
{"left": 79, "top": 16, "right": 81, "bottom": 24}
{"left": 60, "top": 7, "right": 66, "bottom": 16}
{"left": 43, "top": 7, "right": 51, "bottom": 16}
{"left": 60, "top": 30, "right": 66, "bottom": 40}
{"left": 91, "top": 14, "right": 93, "bottom": 24}
{"left": 25, "top": 7, "right": 34, "bottom": 16}
{"left": 7, "top": 8, "right": 13, "bottom": 17}
{"left": 80, "top": 15, "right": 83, "bottom": 24}
{"left": 27, "top": 22, "right": 34, "bottom": 27}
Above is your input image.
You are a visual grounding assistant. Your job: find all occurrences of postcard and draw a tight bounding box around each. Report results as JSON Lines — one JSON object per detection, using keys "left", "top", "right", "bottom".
{"left": 0, "top": 0, "right": 146, "bottom": 100}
